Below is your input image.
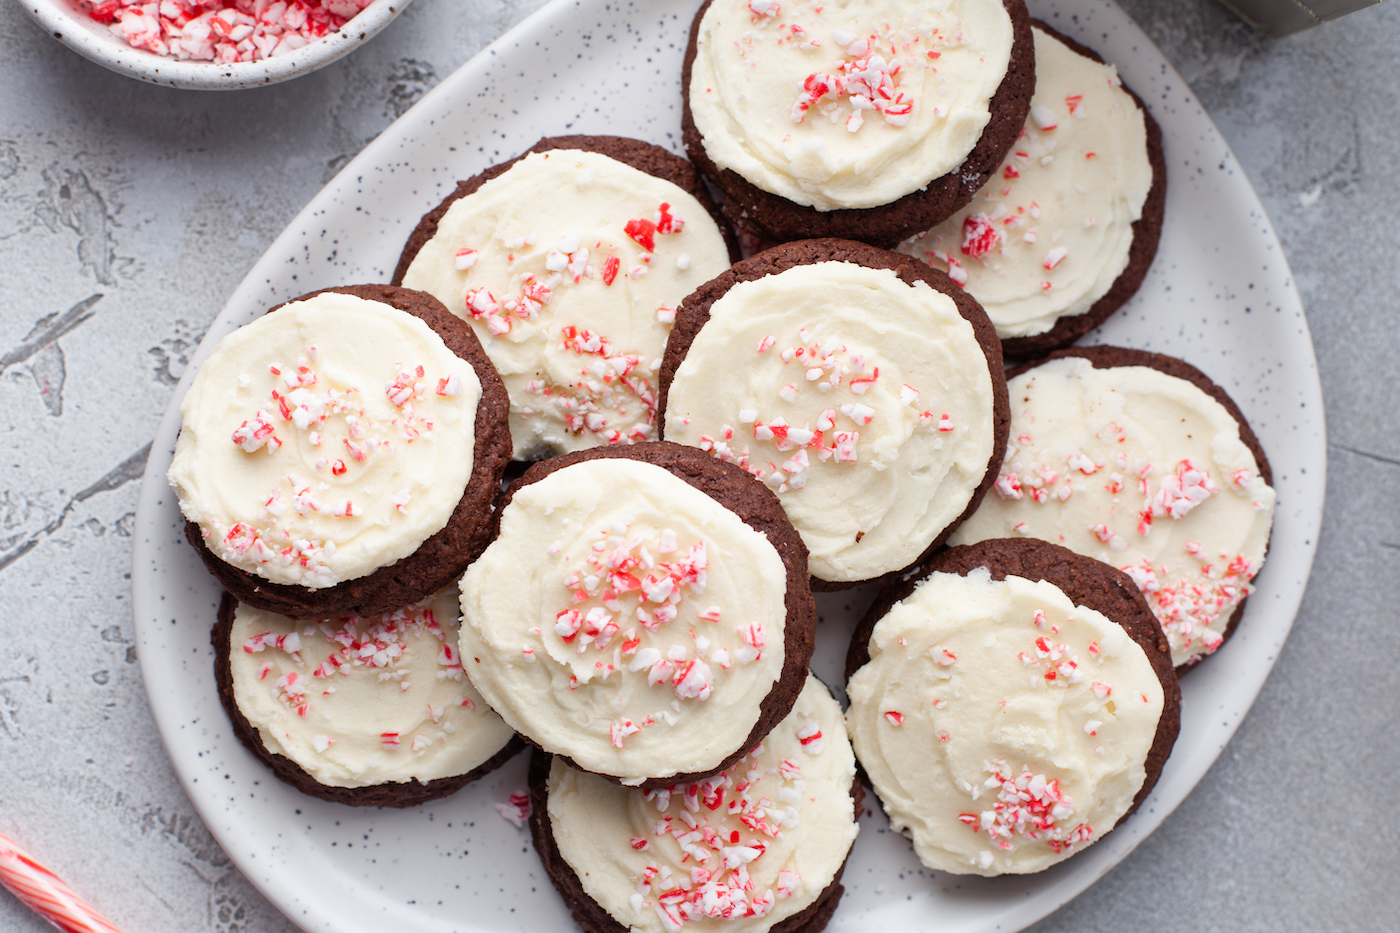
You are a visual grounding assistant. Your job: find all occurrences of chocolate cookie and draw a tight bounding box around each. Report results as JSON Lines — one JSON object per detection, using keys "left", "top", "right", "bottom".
{"left": 996, "top": 22, "right": 1167, "bottom": 359}
{"left": 213, "top": 591, "right": 524, "bottom": 808}
{"left": 658, "top": 238, "right": 1010, "bottom": 590}
{"left": 527, "top": 675, "right": 860, "bottom": 933}
{"left": 681, "top": 0, "right": 1036, "bottom": 248}
{"left": 952, "top": 345, "right": 1276, "bottom": 671}
{"left": 459, "top": 441, "right": 817, "bottom": 789}
{"left": 181, "top": 284, "right": 512, "bottom": 620}
{"left": 392, "top": 135, "right": 739, "bottom": 287}
{"left": 901, "top": 22, "right": 1164, "bottom": 355}
{"left": 528, "top": 752, "right": 856, "bottom": 933}
{"left": 844, "top": 538, "right": 1180, "bottom": 874}
{"left": 1020, "top": 345, "right": 1272, "bottom": 669}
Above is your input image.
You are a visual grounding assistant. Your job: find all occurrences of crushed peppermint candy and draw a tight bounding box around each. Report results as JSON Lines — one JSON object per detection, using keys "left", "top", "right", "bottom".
{"left": 236, "top": 594, "right": 472, "bottom": 753}
{"left": 959, "top": 762, "right": 1092, "bottom": 856}
{"left": 795, "top": 722, "right": 824, "bottom": 754}
{"left": 961, "top": 213, "right": 1003, "bottom": 259}
{"left": 1121, "top": 551, "right": 1253, "bottom": 656}
{"left": 783, "top": 14, "right": 964, "bottom": 131}
{"left": 81, "top": 0, "right": 374, "bottom": 63}
{"left": 628, "top": 738, "right": 810, "bottom": 929}
{"left": 1029, "top": 105, "right": 1058, "bottom": 130}
{"left": 686, "top": 330, "right": 945, "bottom": 490}
{"left": 1042, "top": 246, "right": 1069, "bottom": 271}
{"left": 496, "top": 790, "right": 533, "bottom": 827}
{"left": 546, "top": 518, "right": 773, "bottom": 739}
{"left": 519, "top": 325, "right": 659, "bottom": 445}
{"left": 1144, "top": 458, "right": 1220, "bottom": 524}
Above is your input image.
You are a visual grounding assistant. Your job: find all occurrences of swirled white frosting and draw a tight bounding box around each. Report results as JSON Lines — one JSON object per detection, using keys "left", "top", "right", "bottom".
{"left": 689, "top": 0, "right": 1014, "bottom": 210}
{"left": 665, "top": 261, "right": 996, "bottom": 583}
{"left": 847, "top": 568, "right": 1163, "bottom": 875}
{"left": 548, "top": 675, "right": 858, "bottom": 933}
{"left": 459, "top": 457, "right": 789, "bottom": 784}
{"left": 229, "top": 587, "right": 515, "bottom": 788}
{"left": 401, "top": 149, "right": 730, "bottom": 459}
{"left": 169, "top": 292, "right": 482, "bottom": 588}
{"left": 900, "top": 27, "right": 1154, "bottom": 338}
{"left": 949, "top": 357, "right": 1276, "bottom": 666}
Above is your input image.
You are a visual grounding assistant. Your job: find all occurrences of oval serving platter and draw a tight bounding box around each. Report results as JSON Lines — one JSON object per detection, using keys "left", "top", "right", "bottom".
{"left": 132, "top": 2, "right": 1326, "bottom": 931}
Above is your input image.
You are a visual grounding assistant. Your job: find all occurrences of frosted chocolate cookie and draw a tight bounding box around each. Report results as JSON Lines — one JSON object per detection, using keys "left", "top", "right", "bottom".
{"left": 846, "top": 540, "right": 1179, "bottom": 875}
{"left": 949, "top": 346, "right": 1276, "bottom": 669}
{"left": 170, "top": 284, "right": 511, "bottom": 619}
{"left": 682, "top": 0, "right": 1035, "bottom": 247}
{"left": 660, "top": 239, "right": 1009, "bottom": 588}
{"left": 214, "top": 587, "right": 522, "bottom": 807}
{"left": 529, "top": 675, "right": 859, "bottom": 933}
{"left": 458, "top": 442, "right": 816, "bottom": 788}
{"left": 899, "top": 24, "right": 1165, "bottom": 357}
{"left": 394, "top": 136, "right": 735, "bottom": 460}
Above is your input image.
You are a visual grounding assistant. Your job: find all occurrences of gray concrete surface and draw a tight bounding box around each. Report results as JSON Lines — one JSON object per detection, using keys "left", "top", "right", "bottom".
{"left": 0, "top": 1, "right": 1395, "bottom": 931}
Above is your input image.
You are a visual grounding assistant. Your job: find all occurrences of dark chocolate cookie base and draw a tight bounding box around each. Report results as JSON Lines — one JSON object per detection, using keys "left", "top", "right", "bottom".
{"left": 184, "top": 284, "right": 512, "bottom": 620}
{"left": 391, "top": 134, "right": 739, "bottom": 287}
{"left": 657, "top": 238, "right": 1011, "bottom": 591}
{"left": 527, "top": 748, "right": 861, "bottom": 933}
{"left": 681, "top": 0, "right": 1036, "bottom": 248}
{"left": 845, "top": 538, "right": 1181, "bottom": 825}
{"left": 212, "top": 592, "right": 524, "bottom": 808}
{"left": 489, "top": 441, "right": 816, "bottom": 790}
{"left": 1007, "top": 344, "right": 1274, "bottom": 673}
{"left": 997, "top": 22, "right": 1168, "bottom": 359}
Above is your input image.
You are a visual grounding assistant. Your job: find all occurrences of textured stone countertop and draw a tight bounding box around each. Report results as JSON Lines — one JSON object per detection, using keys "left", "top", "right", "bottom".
{"left": 1, "top": 1, "right": 1396, "bottom": 931}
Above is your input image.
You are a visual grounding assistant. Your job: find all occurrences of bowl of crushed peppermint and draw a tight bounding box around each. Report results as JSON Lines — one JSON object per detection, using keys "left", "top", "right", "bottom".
{"left": 20, "top": 0, "right": 413, "bottom": 90}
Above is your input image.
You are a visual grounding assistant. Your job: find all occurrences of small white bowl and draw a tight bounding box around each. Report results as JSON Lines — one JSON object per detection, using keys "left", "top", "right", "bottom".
{"left": 19, "top": 0, "right": 413, "bottom": 90}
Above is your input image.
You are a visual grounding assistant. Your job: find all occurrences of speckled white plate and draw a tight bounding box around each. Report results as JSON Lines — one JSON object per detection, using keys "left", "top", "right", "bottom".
{"left": 131, "top": 1, "right": 1325, "bottom": 931}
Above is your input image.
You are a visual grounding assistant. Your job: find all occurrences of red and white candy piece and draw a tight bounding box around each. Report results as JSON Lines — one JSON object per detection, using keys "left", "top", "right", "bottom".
{"left": 0, "top": 829, "right": 127, "bottom": 933}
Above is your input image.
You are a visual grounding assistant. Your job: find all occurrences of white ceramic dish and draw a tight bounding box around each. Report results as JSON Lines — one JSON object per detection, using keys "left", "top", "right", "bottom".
{"left": 131, "top": 1, "right": 1326, "bottom": 930}
{"left": 17, "top": 0, "right": 412, "bottom": 90}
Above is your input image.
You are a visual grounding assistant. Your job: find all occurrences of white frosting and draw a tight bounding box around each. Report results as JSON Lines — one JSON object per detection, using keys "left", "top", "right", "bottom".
{"left": 401, "top": 149, "right": 731, "bottom": 459}
{"left": 847, "top": 568, "right": 1163, "bottom": 875}
{"left": 458, "top": 458, "right": 789, "bottom": 784}
{"left": 169, "top": 292, "right": 482, "bottom": 588}
{"left": 899, "top": 27, "right": 1153, "bottom": 339}
{"left": 548, "top": 675, "right": 858, "bottom": 933}
{"left": 665, "top": 261, "right": 996, "bottom": 583}
{"left": 949, "top": 357, "right": 1276, "bottom": 666}
{"left": 689, "top": 0, "right": 1015, "bottom": 211}
{"left": 229, "top": 588, "right": 516, "bottom": 788}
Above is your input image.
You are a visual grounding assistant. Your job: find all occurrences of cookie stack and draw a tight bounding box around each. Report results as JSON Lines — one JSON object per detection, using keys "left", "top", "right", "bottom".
{"left": 166, "top": 2, "right": 1278, "bottom": 928}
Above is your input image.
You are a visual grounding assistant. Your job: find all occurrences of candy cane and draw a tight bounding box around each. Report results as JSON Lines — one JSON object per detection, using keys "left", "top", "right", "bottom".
{"left": 0, "top": 830, "right": 126, "bottom": 933}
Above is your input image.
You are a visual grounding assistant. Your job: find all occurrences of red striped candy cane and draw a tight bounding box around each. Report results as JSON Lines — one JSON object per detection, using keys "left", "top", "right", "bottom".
{"left": 0, "top": 829, "right": 125, "bottom": 933}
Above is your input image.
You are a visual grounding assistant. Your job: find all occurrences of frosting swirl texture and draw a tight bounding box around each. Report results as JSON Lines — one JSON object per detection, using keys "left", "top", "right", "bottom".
{"left": 689, "top": 0, "right": 1015, "bottom": 211}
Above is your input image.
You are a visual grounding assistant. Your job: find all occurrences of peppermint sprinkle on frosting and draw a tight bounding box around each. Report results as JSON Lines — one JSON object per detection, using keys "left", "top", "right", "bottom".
{"left": 950, "top": 356, "right": 1275, "bottom": 666}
